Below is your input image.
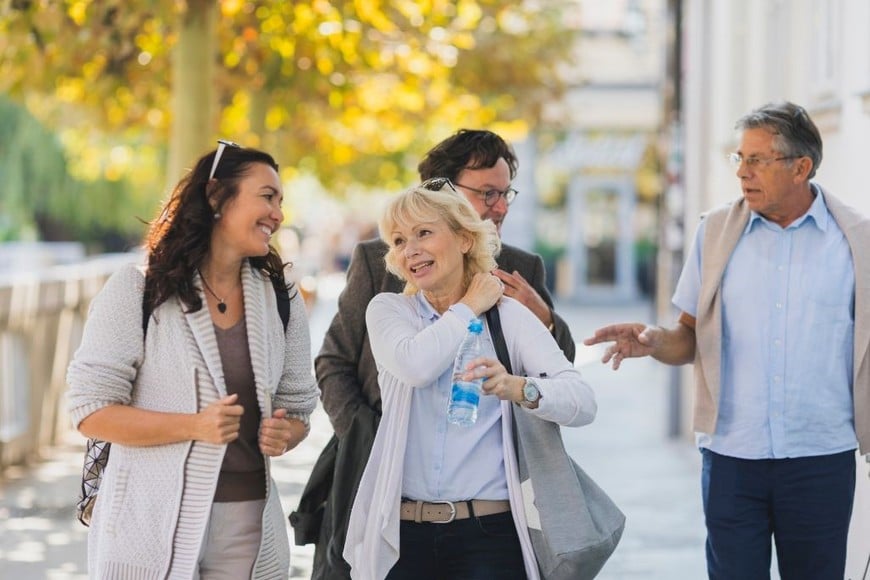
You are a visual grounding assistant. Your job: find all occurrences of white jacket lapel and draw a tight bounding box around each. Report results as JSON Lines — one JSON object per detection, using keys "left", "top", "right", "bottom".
{"left": 242, "top": 262, "right": 274, "bottom": 418}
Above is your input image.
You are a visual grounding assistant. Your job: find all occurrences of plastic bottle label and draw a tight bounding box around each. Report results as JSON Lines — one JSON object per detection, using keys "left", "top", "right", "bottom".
{"left": 450, "top": 381, "right": 481, "bottom": 406}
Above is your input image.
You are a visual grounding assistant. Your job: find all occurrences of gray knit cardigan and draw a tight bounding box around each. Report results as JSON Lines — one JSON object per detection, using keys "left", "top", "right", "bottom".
{"left": 67, "top": 261, "right": 319, "bottom": 579}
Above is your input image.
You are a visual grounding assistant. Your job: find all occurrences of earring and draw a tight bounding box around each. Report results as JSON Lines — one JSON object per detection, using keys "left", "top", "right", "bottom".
{"left": 213, "top": 212, "right": 221, "bottom": 220}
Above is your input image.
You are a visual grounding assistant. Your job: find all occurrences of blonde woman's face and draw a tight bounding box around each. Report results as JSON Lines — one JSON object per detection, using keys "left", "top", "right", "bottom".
{"left": 388, "top": 215, "right": 471, "bottom": 295}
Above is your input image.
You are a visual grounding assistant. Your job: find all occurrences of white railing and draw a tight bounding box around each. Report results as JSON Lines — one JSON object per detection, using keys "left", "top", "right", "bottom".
{"left": 0, "top": 251, "right": 139, "bottom": 470}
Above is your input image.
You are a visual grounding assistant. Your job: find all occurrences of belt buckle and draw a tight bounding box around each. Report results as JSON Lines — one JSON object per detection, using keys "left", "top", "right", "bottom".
{"left": 430, "top": 500, "right": 456, "bottom": 524}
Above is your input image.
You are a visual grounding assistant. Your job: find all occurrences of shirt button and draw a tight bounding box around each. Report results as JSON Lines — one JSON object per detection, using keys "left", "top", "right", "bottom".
{"left": 775, "top": 303, "right": 782, "bottom": 309}
{"left": 774, "top": 339, "right": 782, "bottom": 346}
{"left": 777, "top": 265, "right": 784, "bottom": 271}
{"left": 774, "top": 376, "right": 782, "bottom": 383}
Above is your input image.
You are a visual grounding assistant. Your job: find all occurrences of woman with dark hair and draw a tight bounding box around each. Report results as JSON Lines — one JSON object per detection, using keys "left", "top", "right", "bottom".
{"left": 67, "top": 141, "right": 318, "bottom": 579}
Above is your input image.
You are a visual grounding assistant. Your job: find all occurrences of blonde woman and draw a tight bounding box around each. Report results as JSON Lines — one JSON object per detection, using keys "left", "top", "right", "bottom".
{"left": 343, "top": 180, "right": 597, "bottom": 580}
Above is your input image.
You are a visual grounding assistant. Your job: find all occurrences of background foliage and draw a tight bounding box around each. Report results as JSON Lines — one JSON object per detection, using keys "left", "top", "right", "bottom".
{"left": 0, "top": 0, "right": 578, "bottom": 246}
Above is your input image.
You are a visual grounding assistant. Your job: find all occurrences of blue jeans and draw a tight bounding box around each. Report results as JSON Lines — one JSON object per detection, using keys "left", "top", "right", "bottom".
{"left": 386, "top": 511, "right": 527, "bottom": 580}
{"left": 700, "top": 448, "right": 855, "bottom": 580}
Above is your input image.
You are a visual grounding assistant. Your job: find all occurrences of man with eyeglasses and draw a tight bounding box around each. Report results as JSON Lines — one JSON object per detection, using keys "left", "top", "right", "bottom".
{"left": 291, "top": 129, "right": 575, "bottom": 579}
{"left": 584, "top": 101, "right": 870, "bottom": 580}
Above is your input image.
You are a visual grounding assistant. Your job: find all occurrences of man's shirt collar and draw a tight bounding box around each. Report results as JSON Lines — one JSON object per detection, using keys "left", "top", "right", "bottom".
{"left": 745, "top": 182, "right": 829, "bottom": 233}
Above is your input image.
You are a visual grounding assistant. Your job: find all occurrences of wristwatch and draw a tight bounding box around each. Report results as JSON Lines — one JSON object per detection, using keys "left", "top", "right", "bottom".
{"left": 521, "top": 378, "right": 542, "bottom": 408}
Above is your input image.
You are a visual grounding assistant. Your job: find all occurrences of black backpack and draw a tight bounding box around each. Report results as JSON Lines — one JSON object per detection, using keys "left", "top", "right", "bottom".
{"left": 75, "top": 278, "right": 290, "bottom": 526}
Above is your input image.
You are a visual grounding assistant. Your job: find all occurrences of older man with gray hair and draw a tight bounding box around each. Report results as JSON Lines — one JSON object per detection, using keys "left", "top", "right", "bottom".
{"left": 584, "top": 101, "right": 870, "bottom": 580}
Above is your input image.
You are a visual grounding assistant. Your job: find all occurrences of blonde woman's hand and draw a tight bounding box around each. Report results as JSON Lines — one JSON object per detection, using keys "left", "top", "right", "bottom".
{"left": 259, "top": 408, "right": 309, "bottom": 456}
{"left": 464, "top": 356, "right": 525, "bottom": 403}
{"left": 459, "top": 272, "right": 504, "bottom": 316}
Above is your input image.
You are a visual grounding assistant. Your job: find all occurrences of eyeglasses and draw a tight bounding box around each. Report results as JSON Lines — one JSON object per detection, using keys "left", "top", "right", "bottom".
{"left": 727, "top": 152, "right": 798, "bottom": 169}
{"left": 209, "top": 139, "right": 241, "bottom": 180}
{"left": 454, "top": 182, "right": 518, "bottom": 207}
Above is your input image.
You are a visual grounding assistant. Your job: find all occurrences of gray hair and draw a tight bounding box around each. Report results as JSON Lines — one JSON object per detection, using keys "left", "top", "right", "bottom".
{"left": 735, "top": 101, "right": 823, "bottom": 179}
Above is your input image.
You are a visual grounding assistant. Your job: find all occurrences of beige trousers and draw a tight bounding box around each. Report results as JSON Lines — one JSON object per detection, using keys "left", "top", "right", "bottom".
{"left": 195, "top": 499, "right": 266, "bottom": 580}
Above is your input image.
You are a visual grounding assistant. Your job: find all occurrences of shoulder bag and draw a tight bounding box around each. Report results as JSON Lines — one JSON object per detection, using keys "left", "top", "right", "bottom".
{"left": 485, "top": 307, "right": 625, "bottom": 580}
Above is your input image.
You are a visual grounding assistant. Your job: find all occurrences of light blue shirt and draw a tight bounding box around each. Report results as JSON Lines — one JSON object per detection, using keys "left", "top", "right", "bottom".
{"left": 401, "top": 294, "right": 509, "bottom": 501}
{"left": 673, "top": 186, "right": 856, "bottom": 459}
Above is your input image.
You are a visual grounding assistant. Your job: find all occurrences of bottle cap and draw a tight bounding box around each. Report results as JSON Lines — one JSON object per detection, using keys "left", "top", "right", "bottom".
{"left": 468, "top": 318, "right": 483, "bottom": 333}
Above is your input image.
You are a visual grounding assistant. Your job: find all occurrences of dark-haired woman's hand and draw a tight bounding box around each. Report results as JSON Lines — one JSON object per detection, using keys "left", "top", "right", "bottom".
{"left": 259, "top": 408, "right": 308, "bottom": 456}
{"left": 194, "top": 394, "right": 244, "bottom": 443}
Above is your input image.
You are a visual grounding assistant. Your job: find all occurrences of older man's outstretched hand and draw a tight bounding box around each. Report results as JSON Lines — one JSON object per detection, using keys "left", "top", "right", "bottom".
{"left": 583, "top": 323, "right": 661, "bottom": 370}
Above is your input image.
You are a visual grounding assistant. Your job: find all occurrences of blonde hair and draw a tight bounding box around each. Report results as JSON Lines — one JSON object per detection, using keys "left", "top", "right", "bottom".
{"left": 379, "top": 183, "right": 501, "bottom": 295}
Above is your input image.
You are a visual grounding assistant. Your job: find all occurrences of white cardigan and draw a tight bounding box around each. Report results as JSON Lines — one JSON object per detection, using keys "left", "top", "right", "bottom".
{"left": 67, "top": 261, "right": 318, "bottom": 579}
{"left": 343, "top": 294, "right": 596, "bottom": 580}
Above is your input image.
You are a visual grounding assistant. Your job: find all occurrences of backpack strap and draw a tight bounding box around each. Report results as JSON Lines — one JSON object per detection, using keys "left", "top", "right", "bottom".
{"left": 275, "top": 282, "right": 290, "bottom": 333}
{"left": 143, "top": 276, "right": 153, "bottom": 335}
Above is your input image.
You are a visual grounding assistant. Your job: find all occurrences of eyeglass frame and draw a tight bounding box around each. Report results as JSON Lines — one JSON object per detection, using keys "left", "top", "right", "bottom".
{"left": 454, "top": 181, "right": 518, "bottom": 207}
{"left": 209, "top": 139, "right": 242, "bottom": 180}
{"left": 727, "top": 152, "right": 800, "bottom": 169}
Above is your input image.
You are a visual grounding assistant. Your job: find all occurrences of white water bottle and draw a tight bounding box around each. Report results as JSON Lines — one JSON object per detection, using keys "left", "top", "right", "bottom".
{"left": 447, "top": 318, "right": 485, "bottom": 426}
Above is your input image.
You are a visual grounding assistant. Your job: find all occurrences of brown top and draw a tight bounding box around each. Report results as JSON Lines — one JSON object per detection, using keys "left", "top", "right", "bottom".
{"left": 213, "top": 316, "right": 266, "bottom": 502}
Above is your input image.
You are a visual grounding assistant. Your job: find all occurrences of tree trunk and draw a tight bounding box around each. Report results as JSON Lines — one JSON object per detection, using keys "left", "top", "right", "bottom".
{"left": 167, "top": 0, "right": 217, "bottom": 189}
{"left": 249, "top": 89, "right": 267, "bottom": 148}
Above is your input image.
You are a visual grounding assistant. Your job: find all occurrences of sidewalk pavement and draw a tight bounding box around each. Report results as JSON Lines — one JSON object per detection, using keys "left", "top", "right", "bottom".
{"left": 0, "top": 280, "right": 713, "bottom": 579}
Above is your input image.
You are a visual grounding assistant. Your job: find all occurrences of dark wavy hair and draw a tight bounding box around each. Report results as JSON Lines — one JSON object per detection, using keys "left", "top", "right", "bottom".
{"left": 417, "top": 129, "right": 519, "bottom": 182}
{"left": 143, "top": 145, "right": 291, "bottom": 314}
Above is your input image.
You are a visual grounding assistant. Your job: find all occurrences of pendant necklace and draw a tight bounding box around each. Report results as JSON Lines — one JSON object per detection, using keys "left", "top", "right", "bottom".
{"left": 199, "top": 271, "right": 230, "bottom": 314}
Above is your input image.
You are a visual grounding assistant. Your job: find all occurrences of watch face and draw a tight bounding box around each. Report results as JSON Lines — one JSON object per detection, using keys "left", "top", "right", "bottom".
{"left": 523, "top": 381, "right": 540, "bottom": 403}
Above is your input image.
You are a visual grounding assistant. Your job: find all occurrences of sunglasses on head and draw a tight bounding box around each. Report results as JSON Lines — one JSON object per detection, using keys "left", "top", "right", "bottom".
{"left": 208, "top": 139, "right": 242, "bottom": 180}
{"left": 421, "top": 177, "right": 460, "bottom": 194}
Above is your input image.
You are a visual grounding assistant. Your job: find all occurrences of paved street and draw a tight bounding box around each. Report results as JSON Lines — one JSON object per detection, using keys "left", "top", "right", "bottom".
{"left": 0, "top": 276, "right": 712, "bottom": 579}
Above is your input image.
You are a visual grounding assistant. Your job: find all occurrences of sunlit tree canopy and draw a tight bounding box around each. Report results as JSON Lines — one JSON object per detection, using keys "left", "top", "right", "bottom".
{"left": 1, "top": 0, "right": 578, "bottom": 240}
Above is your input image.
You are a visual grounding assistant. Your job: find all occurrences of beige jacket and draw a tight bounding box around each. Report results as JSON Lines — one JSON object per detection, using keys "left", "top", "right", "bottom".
{"left": 692, "top": 187, "right": 870, "bottom": 454}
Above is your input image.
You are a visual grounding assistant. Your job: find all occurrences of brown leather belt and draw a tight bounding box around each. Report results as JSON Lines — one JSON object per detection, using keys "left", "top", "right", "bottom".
{"left": 399, "top": 499, "right": 511, "bottom": 524}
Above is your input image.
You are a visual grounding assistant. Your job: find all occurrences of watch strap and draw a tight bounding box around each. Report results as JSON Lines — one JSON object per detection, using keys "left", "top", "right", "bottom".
{"left": 521, "top": 378, "right": 542, "bottom": 408}
{"left": 523, "top": 379, "right": 539, "bottom": 402}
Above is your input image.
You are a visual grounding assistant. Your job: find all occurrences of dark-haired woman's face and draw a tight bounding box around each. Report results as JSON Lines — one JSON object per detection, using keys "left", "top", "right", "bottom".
{"left": 212, "top": 162, "right": 284, "bottom": 258}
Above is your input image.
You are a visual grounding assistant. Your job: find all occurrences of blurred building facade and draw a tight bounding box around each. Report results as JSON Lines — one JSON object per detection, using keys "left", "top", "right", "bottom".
{"left": 676, "top": 1, "right": 870, "bottom": 574}
{"left": 500, "top": 0, "right": 666, "bottom": 304}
